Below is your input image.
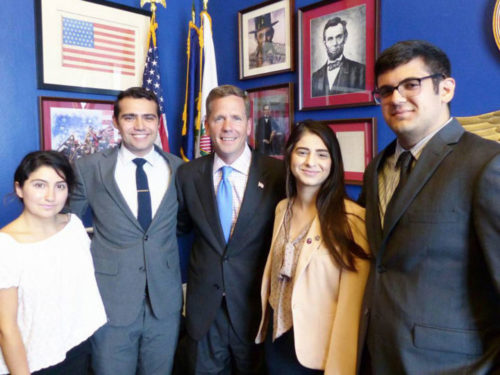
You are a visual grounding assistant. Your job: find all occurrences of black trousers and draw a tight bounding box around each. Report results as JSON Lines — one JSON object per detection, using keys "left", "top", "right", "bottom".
{"left": 183, "top": 299, "right": 264, "bottom": 375}
{"left": 264, "top": 310, "right": 323, "bottom": 375}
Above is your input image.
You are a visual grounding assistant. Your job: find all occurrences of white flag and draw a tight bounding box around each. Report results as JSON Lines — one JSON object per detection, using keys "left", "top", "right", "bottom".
{"left": 195, "top": 10, "right": 218, "bottom": 158}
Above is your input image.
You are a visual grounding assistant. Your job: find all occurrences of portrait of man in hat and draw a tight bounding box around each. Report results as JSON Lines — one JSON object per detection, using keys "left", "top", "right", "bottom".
{"left": 248, "top": 11, "right": 286, "bottom": 69}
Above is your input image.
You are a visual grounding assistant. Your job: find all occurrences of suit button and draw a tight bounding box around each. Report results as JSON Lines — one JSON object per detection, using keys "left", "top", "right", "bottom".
{"left": 223, "top": 256, "right": 229, "bottom": 262}
{"left": 377, "top": 265, "right": 387, "bottom": 273}
{"left": 139, "top": 266, "right": 145, "bottom": 272}
{"left": 144, "top": 235, "right": 149, "bottom": 241}
{"left": 213, "top": 284, "right": 220, "bottom": 290}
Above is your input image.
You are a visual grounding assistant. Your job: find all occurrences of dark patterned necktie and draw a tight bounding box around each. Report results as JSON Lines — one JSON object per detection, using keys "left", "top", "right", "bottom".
{"left": 133, "top": 158, "right": 152, "bottom": 231}
{"left": 385, "top": 151, "right": 414, "bottom": 219}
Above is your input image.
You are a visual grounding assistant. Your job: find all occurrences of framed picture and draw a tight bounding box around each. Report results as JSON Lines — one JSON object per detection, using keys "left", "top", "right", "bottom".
{"left": 494, "top": 0, "right": 500, "bottom": 51}
{"left": 238, "top": 0, "right": 294, "bottom": 79}
{"left": 35, "top": 0, "right": 151, "bottom": 95}
{"left": 314, "top": 118, "right": 376, "bottom": 184}
{"left": 39, "top": 96, "right": 121, "bottom": 162}
{"left": 298, "top": 0, "right": 379, "bottom": 110}
{"left": 247, "top": 83, "right": 294, "bottom": 158}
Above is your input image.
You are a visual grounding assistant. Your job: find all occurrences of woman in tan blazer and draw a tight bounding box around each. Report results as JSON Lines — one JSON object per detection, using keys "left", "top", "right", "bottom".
{"left": 255, "top": 121, "right": 370, "bottom": 374}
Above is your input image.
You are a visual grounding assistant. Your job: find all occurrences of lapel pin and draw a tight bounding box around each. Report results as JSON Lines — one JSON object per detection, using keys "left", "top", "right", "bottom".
{"left": 258, "top": 181, "right": 264, "bottom": 189}
{"left": 315, "top": 235, "right": 320, "bottom": 241}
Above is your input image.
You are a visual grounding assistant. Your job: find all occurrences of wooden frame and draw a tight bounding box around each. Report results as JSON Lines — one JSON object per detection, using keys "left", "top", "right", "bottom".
{"left": 298, "top": 0, "right": 379, "bottom": 110}
{"left": 314, "top": 118, "right": 376, "bottom": 184}
{"left": 494, "top": 0, "right": 500, "bottom": 51}
{"left": 238, "top": 0, "right": 294, "bottom": 79}
{"left": 39, "top": 96, "right": 120, "bottom": 162}
{"left": 35, "top": 0, "right": 151, "bottom": 95}
{"left": 246, "top": 83, "right": 294, "bottom": 159}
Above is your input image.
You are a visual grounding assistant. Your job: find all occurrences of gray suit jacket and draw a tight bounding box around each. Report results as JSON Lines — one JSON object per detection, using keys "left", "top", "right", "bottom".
{"left": 176, "top": 151, "right": 285, "bottom": 343}
{"left": 358, "top": 119, "right": 500, "bottom": 374}
{"left": 70, "top": 145, "right": 183, "bottom": 327}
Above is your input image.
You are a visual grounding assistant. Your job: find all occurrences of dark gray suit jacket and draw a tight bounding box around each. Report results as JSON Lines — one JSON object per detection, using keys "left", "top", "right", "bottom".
{"left": 311, "top": 56, "right": 365, "bottom": 97}
{"left": 70, "top": 145, "right": 184, "bottom": 327}
{"left": 358, "top": 119, "right": 500, "bottom": 374}
{"left": 176, "top": 151, "right": 285, "bottom": 343}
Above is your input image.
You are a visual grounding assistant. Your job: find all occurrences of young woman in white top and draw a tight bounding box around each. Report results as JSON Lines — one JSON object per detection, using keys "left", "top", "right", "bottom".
{"left": 0, "top": 151, "right": 106, "bottom": 375}
{"left": 256, "top": 121, "right": 371, "bottom": 374}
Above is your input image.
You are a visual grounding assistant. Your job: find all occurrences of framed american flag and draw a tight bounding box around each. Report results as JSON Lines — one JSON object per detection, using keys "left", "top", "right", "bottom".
{"left": 35, "top": 0, "right": 151, "bottom": 95}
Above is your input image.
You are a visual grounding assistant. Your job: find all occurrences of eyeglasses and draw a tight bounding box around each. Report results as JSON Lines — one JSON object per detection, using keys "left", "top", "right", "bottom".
{"left": 373, "top": 73, "right": 445, "bottom": 104}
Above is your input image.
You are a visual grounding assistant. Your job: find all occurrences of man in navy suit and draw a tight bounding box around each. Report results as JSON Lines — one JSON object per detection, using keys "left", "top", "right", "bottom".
{"left": 358, "top": 40, "right": 500, "bottom": 374}
{"left": 70, "top": 87, "right": 183, "bottom": 375}
{"left": 311, "top": 17, "right": 365, "bottom": 97}
{"left": 176, "top": 85, "right": 285, "bottom": 374}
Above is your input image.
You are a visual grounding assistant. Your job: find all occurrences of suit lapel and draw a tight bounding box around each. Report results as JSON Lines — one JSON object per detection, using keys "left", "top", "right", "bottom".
{"left": 294, "top": 215, "right": 321, "bottom": 283}
{"left": 334, "top": 59, "right": 349, "bottom": 88}
{"left": 151, "top": 147, "right": 175, "bottom": 225}
{"left": 194, "top": 154, "right": 226, "bottom": 250}
{"left": 380, "top": 119, "right": 464, "bottom": 257}
{"left": 314, "top": 64, "right": 328, "bottom": 95}
{"left": 228, "top": 153, "right": 269, "bottom": 251}
{"left": 366, "top": 146, "right": 392, "bottom": 257}
{"left": 99, "top": 147, "right": 142, "bottom": 230}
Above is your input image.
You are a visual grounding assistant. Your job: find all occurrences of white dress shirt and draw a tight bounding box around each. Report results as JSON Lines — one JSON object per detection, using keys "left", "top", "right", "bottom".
{"left": 212, "top": 145, "right": 252, "bottom": 235}
{"left": 114, "top": 145, "right": 170, "bottom": 220}
{"left": 327, "top": 57, "right": 342, "bottom": 90}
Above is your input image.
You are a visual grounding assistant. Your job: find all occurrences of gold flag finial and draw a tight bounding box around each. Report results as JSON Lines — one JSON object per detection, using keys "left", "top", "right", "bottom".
{"left": 203, "top": 0, "right": 208, "bottom": 11}
{"left": 140, "top": 0, "right": 167, "bottom": 14}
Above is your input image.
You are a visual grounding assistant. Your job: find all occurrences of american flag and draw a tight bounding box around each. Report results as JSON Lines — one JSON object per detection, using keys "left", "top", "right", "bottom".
{"left": 142, "top": 34, "right": 170, "bottom": 152}
{"left": 62, "top": 17, "right": 136, "bottom": 76}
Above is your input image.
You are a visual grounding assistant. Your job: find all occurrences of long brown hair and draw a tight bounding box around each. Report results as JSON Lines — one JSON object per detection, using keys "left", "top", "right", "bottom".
{"left": 285, "top": 121, "right": 369, "bottom": 271}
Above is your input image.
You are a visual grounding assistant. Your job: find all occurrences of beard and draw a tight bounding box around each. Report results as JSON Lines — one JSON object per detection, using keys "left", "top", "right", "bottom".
{"left": 327, "top": 45, "right": 344, "bottom": 61}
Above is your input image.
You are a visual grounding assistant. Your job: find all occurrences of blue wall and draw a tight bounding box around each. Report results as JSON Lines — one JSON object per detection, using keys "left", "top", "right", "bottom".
{"left": 1, "top": 0, "right": 499, "bottom": 226}
{"left": 0, "top": 0, "right": 197, "bottom": 226}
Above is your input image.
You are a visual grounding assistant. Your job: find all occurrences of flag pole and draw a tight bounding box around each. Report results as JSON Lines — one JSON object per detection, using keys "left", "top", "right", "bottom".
{"left": 140, "top": 0, "right": 170, "bottom": 152}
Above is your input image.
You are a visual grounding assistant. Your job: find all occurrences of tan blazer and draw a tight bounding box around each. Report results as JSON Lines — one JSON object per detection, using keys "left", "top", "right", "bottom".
{"left": 255, "top": 199, "right": 370, "bottom": 374}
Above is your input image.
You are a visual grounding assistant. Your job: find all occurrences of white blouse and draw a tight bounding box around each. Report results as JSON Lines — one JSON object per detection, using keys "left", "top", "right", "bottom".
{"left": 0, "top": 214, "right": 107, "bottom": 374}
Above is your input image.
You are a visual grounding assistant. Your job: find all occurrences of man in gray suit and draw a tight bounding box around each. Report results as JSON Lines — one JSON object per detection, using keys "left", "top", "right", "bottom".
{"left": 358, "top": 40, "right": 500, "bottom": 374}
{"left": 176, "top": 85, "right": 285, "bottom": 374}
{"left": 70, "top": 87, "right": 183, "bottom": 375}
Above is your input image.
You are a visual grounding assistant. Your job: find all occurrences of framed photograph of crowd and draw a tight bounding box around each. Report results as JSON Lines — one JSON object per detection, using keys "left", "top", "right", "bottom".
{"left": 314, "top": 118, "right": 376, "bottom": 184}
{"left": 246, "top": 83, "right": 294, "bottom": 159}
{"left": 298, "top": 0, "right": 379, "bottom": 110}
{"left": 238, "top": 0, "right": 294, "bottom": 79}
{"left": 39, "top": 96, "right": 121, "bottom": 162}
{"left": 35, "top": 0, "right": 150, "bottom": 95}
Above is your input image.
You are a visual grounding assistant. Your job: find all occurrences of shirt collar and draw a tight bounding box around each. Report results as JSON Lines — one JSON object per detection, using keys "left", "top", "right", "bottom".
{"left": 327, "top": 56, "right": 343, "bottom": 64}
{"left": 118, "top": 145, "right": 158, "bottom": 167}
{"left": 213, "top": 144, "right": 252, "bottom": 176}
{"left": 395, "top": 117, "right": 453, "bottom": 161}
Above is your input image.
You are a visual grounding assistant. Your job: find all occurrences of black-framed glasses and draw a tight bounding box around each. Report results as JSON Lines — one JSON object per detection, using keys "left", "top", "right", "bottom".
{"left": 373, "top": 73, "right": 445, "bottom": 104}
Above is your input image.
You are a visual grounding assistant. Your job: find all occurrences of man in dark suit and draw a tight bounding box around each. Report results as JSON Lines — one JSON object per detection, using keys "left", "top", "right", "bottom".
{"left": 358, "top": 40, "right": 500, "bottom": 374}
{"left": 176, "top": 85, "right": 285, "bottom": 374}
{"left": 255, "top": 103, "right": 282, "bottom": 156}
{"left": 70, "top": 87, "right": 183, "bottom": 375}
{"left": 311, "top": 17, "right": 365, "bottom": 97}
